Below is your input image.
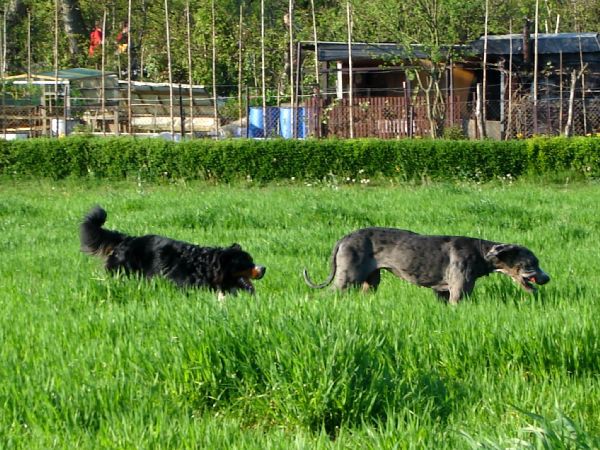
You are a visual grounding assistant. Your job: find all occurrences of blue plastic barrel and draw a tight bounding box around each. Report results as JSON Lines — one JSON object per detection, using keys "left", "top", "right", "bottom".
{"left": 279, "top": 107, "right": 305, "bottom": 139}
{"left": 248, "top": 107, "right": 279, "bottom": 138}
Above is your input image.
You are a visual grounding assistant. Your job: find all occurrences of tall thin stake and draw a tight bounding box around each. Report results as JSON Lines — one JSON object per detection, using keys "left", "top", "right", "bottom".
{"left": 578, "top": 36, "right": 587, "bottom": 134}
{"left": 238, "top": 3, "right": 243, "bottom": 129}
{"left": 186, "top": 2, "right": 194, "bottom": 137}
{"left": 260, "top": 0, "right": 266, "bottom": 136}
{"left": 1, "top": 10, "right": 5, "bottom": 75}
{"left": 559, "top": 51, "right": 563, "bottom": 131}
{"left": 1, "top": 11, "right": 5, "bottom": 139}
{"left": 533, "top": 0, "right": 539, "bottom": 134}
{"left": 481, "top": 0, "right": 489, "bottom": 138}
{"left": 346, "top": 1, "right": 354, "bottom": 138}
{"left": 27, "top": 10, "right": 32, "bottom": 85}
{"left": 54, "top": 0, "right": 59, "bottom": 136}
{"left": 211, "top": 0, "right": 218, "bottom": 137}
{"left": 127, "top": 0, "right": 132, "bottom": 133}
{"left": 27, "top": 10, "right": 32, "bottom": 135}
{"left": 288, "top": 0, "right": 295, "bottom": 137}
{"left": 164, "top": 0, "right": 175, "bottom": 136}
{"left": 507, "top": 20, "right": 513, "bottom": 139}
{"left": 310, "top": 0, "right": 319, "bottom": 87}
{"left": 101, "top": 9, "right": 107, "bottom": 135}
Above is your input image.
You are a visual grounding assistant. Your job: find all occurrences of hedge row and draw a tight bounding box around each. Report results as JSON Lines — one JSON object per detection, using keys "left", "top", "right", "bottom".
{"left": 1, "top": 136, "right": 599, "bottom": 182}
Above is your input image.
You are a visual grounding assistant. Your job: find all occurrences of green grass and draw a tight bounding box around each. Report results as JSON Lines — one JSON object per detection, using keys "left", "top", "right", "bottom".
{"left": 1, "top": 178, "right": 599, "bottom": 449}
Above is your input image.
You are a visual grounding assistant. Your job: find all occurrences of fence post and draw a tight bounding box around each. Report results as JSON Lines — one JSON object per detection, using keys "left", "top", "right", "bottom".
{"left": 475, "top": 83, "right": 485, "bottom": 139}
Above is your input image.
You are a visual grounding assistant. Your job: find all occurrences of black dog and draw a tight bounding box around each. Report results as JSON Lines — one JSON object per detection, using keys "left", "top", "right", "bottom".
{"left": 304, "top": 227, "right": 550, "bottom": 304}
{"left": 80, "top": 206, "right": 266, "bottom": 297}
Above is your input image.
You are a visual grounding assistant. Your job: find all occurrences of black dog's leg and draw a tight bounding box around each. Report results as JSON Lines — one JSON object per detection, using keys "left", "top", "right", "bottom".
{"left": 361, "top": 270, "right": 381, "bottom": 292}
{"left": 433, "top": 289, "right": 450, "bottom": 302}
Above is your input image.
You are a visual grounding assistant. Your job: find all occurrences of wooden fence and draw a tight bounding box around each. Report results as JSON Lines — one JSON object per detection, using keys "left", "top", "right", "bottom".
{"left": 304, "top": 95, "right": 463, "bottom": 138}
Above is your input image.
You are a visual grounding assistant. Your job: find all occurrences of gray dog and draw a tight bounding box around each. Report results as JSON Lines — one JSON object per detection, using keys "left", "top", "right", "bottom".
{"left": 303, "top": 227, "right": 550, "bottom": 304}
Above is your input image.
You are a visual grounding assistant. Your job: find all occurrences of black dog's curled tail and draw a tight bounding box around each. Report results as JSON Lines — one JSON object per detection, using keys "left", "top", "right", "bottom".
{"left": 80, "top": 206, "right": 127, "bottom": 258}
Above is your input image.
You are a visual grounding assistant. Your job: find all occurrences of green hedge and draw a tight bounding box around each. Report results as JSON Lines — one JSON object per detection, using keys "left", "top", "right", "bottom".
{"left": 1, "top": 136, "right": 599, "bottom": 182}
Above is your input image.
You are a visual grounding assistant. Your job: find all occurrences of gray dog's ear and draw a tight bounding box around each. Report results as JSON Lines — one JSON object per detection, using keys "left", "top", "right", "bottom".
{"left": 485, "top": 244, "right": 519, "bottom": 260}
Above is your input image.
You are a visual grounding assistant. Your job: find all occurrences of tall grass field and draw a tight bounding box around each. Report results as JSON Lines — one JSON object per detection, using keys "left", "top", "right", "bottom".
{"left": 1, "top": 178, "right": 599, "bottom": 449}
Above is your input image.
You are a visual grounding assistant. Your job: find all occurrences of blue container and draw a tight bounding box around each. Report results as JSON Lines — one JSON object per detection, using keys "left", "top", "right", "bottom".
{"left": 279, "top": 107, "right": 305, "bottom": 139}
{"left": 248, "top": 107, "right": 279, "bottom": 138}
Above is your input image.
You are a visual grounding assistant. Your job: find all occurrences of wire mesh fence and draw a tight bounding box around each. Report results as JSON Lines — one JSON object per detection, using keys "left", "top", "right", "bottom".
{"left": 2, "top": 86, "right": 600, "bottom": 139}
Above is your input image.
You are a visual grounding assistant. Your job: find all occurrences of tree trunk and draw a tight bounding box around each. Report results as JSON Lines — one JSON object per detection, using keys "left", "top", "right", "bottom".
{"left": 4, "top": 0, "right": 27, "bottom": 68}
{"left": 61, "top": 0, "right": 88, "bottom": 56}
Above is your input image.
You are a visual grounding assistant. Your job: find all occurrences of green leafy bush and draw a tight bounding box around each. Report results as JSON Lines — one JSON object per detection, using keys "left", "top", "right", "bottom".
{"left": 1, "top": 136, "right": 598, "bottom": 182}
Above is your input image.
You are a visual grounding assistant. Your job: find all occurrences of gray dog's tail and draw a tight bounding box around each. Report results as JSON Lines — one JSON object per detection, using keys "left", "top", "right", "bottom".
{"left": 80, "top": 206, "right": 127, "bottom": 258}
{"left": 302, "top": 241, "right": 340, "bottom": 289}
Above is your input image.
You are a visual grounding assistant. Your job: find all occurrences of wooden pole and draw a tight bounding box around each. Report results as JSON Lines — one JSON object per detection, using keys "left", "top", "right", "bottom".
{"left": 346, "top": 1, "right": 354, "bottom": 138}
{"left": 186, "top": 1, "right": 194, "bottom": 137}
{"left": 1, "top": 10, "right": 5, "bottom": 76}
{"left": 54, "top": 0, "right": 59, "bottom": 136}
{"left": 507, "top": 20, "right": 513, "bottom": 140}
{"left": 533, "top": 0, "right": 539, "bottom": 134}
{"left": 27, "top": 10, "right": 32, "bottom": 85}
{"left": 26, "top": 9, "right": 33, "bottom": 135}
{"left": 578, "top": 36, "right": 587, "bottom": 134}
{"left": 475, "top": 83, "right": 484, "bottom": 138}
{"left": 260, "top": 0, "right": 266, "bottom": 136}
{"left": 211, "top": 0, "right": 218, "bottom": 137}
{"left": 565, "top": 69, "right": 576, "bottom": 137}
{"left": 288, "top": 0, "right": 295, "bottom": 137}
{"left": 101, "top": 9, "right": 107, "bottom": 135}
{"left": 310, "top": 0, "right": 319, "bottom": 87}
{"left": 164, "top": 0, "right": 175, "bottom": 136}
{"left": 481, "top": 0, "right": 489, "bottom": 138}
{"left": 559, "top": 51, "right": 563, "bottom": 132}
{"left": 260, "top": 0, "right": 264, "bottom": 137}
{"left": 1, "top": 11, "right": 5, "bottom": 139}
{"left": 237, "top": 3, "right": 243, "bottom": 125}
{"left": 127, "top": 0, "right": 132, "bottom": 134}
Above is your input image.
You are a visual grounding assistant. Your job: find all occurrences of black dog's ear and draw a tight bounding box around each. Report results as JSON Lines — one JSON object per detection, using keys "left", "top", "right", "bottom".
{"left": 229, "top": 243, "right": 242, "bottom": 250}
{"left": 485, "top": 244, "right": 519, "bottom": 261}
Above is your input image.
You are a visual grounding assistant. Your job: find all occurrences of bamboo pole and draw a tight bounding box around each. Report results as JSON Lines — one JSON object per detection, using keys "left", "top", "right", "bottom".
{"left": 346, "top": 1, "right": 354, "bottom": 138}
{"left": 578, "top": 36, "right": 587, "bottom": 134}
{"left": 260, "top": 0, "right": 266, "bottom": 137}
{"left": 288, "top": 0, "right": 295, "bottom": 137}
{"left": 54, "top": 0, "right": 59, "bottom": 136}
{"left": 533, "top": 0, "right": 539, "bottom": 134}
{"left": 310, "top": 0, "right": 319, "bottom": 87}
{"left": 565, "top": 69, "right": 576, "bottom": 137}
{"left": 186, "top": 1, "right": 194, "bottom": 137}
{"left": 211, "top": 0, "right": 218, "bottom": 137}
{"left": 507, "top": 19, "right": 513, "bottom": 139}
{"left": 475, "top": 83, "right": 484, "bottom": 138}
{"left": 127, "top": 0, "right": 132, "bottom": 134}
{"left": 559, "top": 51, "right": 563, "bottom": 132}
{"left": 164, "top": 0, "right": 175, "bottom": 136}
{"left": 101, "top": 9, "right": 107, "bottom": 135}
{"left": 27, "top": 9, "right": 32, "bottom": 135}
{"left": 481, "top": 0, "right": 488, "bottom": 138}
{"left": 1, "top": 10, "right": 5, "bottom": 76}
{"left": 1, "top": 11, "right": 5, "bottom": 139}
{"left": 27, "top": 10, "right": 31, "bottom": 85}
{"left": 237, "top": 3, "right": 243, "bottom": 124}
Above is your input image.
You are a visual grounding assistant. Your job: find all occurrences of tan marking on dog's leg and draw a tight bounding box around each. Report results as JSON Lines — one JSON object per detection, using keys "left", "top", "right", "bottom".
{"left": 217, "top": 291, "right": 227, "bottom": 302}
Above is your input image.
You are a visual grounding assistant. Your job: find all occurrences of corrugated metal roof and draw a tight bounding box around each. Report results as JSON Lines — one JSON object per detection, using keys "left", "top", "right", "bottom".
{"left": 470, "top": 32, "right": 600, "bottom": 55}
{"left": 304, "top": 33, "right": 600, "bottom": 62}
{"left": 308, "top": 42, "right": 432, "bottom": 62}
